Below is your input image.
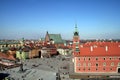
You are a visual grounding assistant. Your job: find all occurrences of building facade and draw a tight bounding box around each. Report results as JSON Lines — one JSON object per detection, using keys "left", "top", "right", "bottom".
{"left": 41, "top": 44, "right": 57, "bottom": 57}
{"left": 72, "top": 26, "right": 120, "bottom": 73}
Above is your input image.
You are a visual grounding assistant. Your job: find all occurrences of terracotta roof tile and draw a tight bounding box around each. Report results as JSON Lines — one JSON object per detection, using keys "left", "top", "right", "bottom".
{"left": 75, "top": 42, "right": 120, "bottom": 56}
{"left": 0, "top": 52, "right": 16, "bottom": 60}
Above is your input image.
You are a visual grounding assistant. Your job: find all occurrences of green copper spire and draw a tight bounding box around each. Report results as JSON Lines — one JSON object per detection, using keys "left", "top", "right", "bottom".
{"left": 74, "top": 24, "right": 79, "bottom": 36}
{"left": 75, "top": 23, "right": 78, "bottom": 32}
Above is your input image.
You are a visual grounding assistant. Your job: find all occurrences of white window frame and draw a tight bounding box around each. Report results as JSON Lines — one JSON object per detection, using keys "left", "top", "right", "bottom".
{"left": 88, "top": 63, "right": 91, "bottom": 67}
{"left": 111, "top": 62, "right": 114, "bottom": 66}
{"left": 103, "top": 62, "right": 106, "bottom": 66}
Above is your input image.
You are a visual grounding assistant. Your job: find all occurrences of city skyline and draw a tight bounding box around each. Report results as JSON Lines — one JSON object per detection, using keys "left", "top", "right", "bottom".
{"left": 0, "top": 0, "right": 120, "bottom": 40}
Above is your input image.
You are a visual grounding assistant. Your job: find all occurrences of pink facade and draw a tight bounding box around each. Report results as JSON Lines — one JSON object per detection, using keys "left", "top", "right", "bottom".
{"left": 74, "top": 56, "right": 120, "bottom": 73}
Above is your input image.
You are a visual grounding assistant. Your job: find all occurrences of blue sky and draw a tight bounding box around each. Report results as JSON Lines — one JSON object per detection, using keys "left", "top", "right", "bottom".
{"left": 0, "top": 0, "right": 120, "bottom": 40}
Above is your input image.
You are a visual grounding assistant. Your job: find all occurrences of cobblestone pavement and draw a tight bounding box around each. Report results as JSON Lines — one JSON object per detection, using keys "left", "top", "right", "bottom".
{"left": 23, "top": 55, "right": 72, "bottom": 79}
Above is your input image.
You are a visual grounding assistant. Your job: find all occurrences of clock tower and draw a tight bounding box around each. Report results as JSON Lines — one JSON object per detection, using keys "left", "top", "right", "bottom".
{"left": 73, "top": 24, "right": 80, "bottom": 56}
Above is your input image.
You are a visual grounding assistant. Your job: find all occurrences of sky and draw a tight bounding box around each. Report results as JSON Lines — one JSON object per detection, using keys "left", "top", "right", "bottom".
{"left": 0, "top": 0, "right": 120, "bottom": 40}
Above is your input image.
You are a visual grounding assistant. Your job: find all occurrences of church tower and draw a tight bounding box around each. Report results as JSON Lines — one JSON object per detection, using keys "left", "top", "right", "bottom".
{"left": 73, "top": 24, "right": 80, "bottom": 56}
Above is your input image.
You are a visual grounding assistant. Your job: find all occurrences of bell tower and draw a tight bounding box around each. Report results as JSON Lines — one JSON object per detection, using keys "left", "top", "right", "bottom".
{"left": 73, "top": 24, "right": 80, "bottom": 56}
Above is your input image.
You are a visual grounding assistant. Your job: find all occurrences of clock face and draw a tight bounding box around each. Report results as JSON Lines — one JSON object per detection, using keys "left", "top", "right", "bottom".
{"left": 74, "top": 37, "right": 79, "bottom": 41}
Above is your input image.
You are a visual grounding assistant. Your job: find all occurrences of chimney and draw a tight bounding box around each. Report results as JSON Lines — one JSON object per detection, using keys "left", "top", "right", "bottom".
{"left": 105, "top": 46, "right": 108, "bottom": 51}
{"left": 90, "top": 46, "right": 93, "bottom": 52}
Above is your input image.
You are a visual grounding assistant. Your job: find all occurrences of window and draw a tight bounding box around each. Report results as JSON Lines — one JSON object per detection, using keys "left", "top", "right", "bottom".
{"left": 103, "top": 62, "right": 106, "bottom": 66}
{"left": 75, "top": 48, "right": 80, "bottom": 52}
{"left": 88, "top": 58, "right": 90, "bottom": 60}
{"left": 78, "top": 58, "right": 80, "bottom": 60}
{"left": 75, "top": 46, "right": 79, "bottom": 48}
{"left": 119, "top": 58, "right": 120, "bottom": 60}
{"left": 79, "top": 68, "right": 80, "bottom": 71}
{"left": 76, "top": 42, "right": 79, "bottom": 46}
{"left": 96, "top": 57, "right": 98, "bottom": 60}
{"left": 111, "top": 62, "right": 114, "bottom": 66}
{"left": 88, "top": 63, "right": 91, "bottom": 67}
{"left": 103, "top": 57, "right": 106, "bottom": 60}
{"left": 118, "top": 62, "right": 120, "bottom": 66}
{"left": 110, "top": 57, "right": 112, "bottom": 60}
{"left": 96, "top": 63, "right": 98, "bottom": 67}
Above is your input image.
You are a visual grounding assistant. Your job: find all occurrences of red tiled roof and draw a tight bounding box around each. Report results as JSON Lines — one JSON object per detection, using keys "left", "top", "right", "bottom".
{"left": 83, "top": 41, "right": 120, "bottom": 47}
{"left": 0, "top": 52, "right": 16, "bottom": 60}
{"left": 74, "top": 42, "right": 120, "bottom": 56}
